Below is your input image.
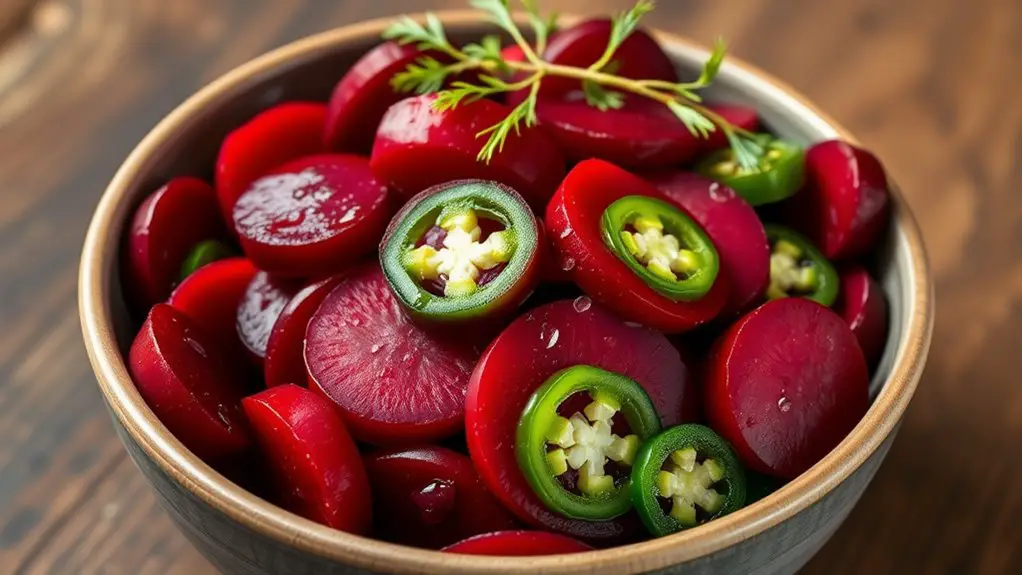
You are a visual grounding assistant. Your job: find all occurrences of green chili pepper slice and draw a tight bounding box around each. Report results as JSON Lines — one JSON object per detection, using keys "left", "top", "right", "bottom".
{"left": 516, "top": 365, "right": 663, "bottom": 521}
{"left": 764, "top": 224, "right": 839, "bottom": 306}
{"left": 380, "top": 180, "right": 538, "bottom": 322}
{"left": 697, "top": 135, "right": 805, "bottom": 206}
{"left": 600, "top": 195, "right": 719, "bottom": 301}
{"left": 630, "top": 424, "right": 746, "bottom": 537}
{"left": 179, "top": 239, "right": 236, "bottom": 281}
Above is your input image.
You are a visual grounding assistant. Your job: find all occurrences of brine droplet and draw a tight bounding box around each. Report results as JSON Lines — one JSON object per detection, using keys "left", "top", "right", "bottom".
{"left": 545, "top": 328, "right": 560, "bottom": 349}
{"left": 184, "top": 337, "right": 207, "bottom": 358}
{"left": 572, "top": 295, "right": 592, "bottom": 313}
{"left": 559, "top": 227, "right": 573, "bottom": 239}
{"left": 370, "top": 344, "right": 381, "bottom": 353}
{"left": 561, "top": 256, "right": 576, "bottom": 271}
{"left": 351, "top": 318, "right": 361, "bottom": 327}
{"left": 708, "top": 182, "right": 730, "bottom": 203}
{"left": 777, "top": 397, "right": 792, "bottom": 412}
{"left": 216, "top": 405, "right": 231, "bottom": 427}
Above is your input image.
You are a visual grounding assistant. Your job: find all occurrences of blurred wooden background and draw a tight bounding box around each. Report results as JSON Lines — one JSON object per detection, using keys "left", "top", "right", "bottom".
{"left": 0, "top": 0, "right": 1019, "bottom": 573}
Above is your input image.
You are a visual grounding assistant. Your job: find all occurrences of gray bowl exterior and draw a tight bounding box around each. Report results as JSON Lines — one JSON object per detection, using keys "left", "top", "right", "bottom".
{"left": 89, "top": 19, "right": 923, "bottom": 575}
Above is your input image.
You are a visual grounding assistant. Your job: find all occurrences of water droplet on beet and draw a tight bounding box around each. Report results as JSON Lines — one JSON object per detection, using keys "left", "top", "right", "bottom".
{"left": 561, "top": 256, "right": 576, "bottom": 271}
{"left": 573, "top": 296, "right": 592, "bottom": 313}
{"left": 184, "top": 336, "right": 207, "bottom": 358}
{"left": 370, "top": 344, "right": 381, "bottom": 353}
{"left": 708, "top": 182, "right": 732, "bottom": 203}
{"left": 778, "top": 397, "right": 792, "bottom": 412}
{"left": 411, "top": 479, "right": 456, "bottom": 525}
{"left": 351, "top": 318, "right": 360, "bottom": 326}
{"left": 559, "top": 226, "right": 573, "bottom": 239}
{"left": 546, "top": 329, "right": 560, "bottom": 349}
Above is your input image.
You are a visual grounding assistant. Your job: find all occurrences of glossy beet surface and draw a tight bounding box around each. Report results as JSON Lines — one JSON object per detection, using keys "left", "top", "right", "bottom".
{"left": 128, "top": 304, "right": 251, "bottom": 463}
{"left": 241, "top": 384, "right": 371, "bottom": 533}
{"left": 123, "top": 177, "right": 226, "bottom": 309}
{"left": 785, "top": 140, "right": 890, "bottom": 261}
{"left": 535, "top": 100, "right": 757, "bottom": 170}
{"left": 232, "top": 154, "right": 390, "bottom": 278}
{"left": 442, "top": 531, "right": 594, "bottom": 555}
{"left": 362, "top": 446, "right": 518, "bottom": 548}
{"left": 215, "top": 102, "right": 328, "bottom": 221}
{"left": 836, "top": 265, "right": 889, "bottom": 367}
{"left": 370, "top": 95, "right": 565, "bottom": 209}
{"left": 704, "top": 298, "right": 869, "bottom": 479}
{"left": 546, "top": 159, "right": 729, "bottom": 333}
{"left": 324, "top": 42, "right": 436, "bottom": 153}
{"left": 264, "top": 275, "right": 344, "bottom": 388}
{"left": 646, "top": 171, "right": 769, "bottom": 316}
{"left": 466, "top": 299, "right": 692, "bottom": 541}
{"left": 305, "top": 264, "right": 480, "bottom": 445}
{"left": 236, "top": 271, "right": 300, "bottom": 367}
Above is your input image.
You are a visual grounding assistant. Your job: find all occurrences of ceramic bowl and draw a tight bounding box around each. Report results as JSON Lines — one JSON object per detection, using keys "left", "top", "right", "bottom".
{"left": 79, "top": 11, "right": 934, "bottom": 575}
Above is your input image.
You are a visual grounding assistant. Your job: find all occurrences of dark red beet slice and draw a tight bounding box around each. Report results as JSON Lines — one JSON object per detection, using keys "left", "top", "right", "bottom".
{"left": 704, "top": 298, "right": 869, "bottom": 479}
{"left": 370, "top": 95, "right": 565, "bottom": 210}
{"left": 232, "top": 154, "right": 391, "bottom": 278}
{"left": 645, "top": 171, "right": 769, "bottom": 315}
{"left": 784, "top": 140, "right": 891, "bottom": 261}
{"left": 264, "top": 275, "right": 344, "bottom": 388}
{"left": 324, "top": 42, "right": 443, "bottom": 153}
{"left": 363, "top": 446, "right": 518, "bottom": 548}
{"left": 128, "top": 304, "right": 251, "bottom": 463}
{"left": 123, "top": 177, "right": 226, "bottom": 309}
{"left": 241, "top": 384, "right": 371, "bottom": 533}
{"left": 535, "top": 100, "right": 752, "bottom": 170}
{"left": 835, "top": 265, "right": 889, "bottom": 368}
{"left": 236, "top": 271, "right": 301, "bottom": 367}
{"left": 442, "top": 531, "right": 593, "bottom": 555}
{"left": 466, "top": 299, "right": 692, "bottom": 541}
{"left": 168, "top": 257, "right": 258, "bottom": 367}
{"left": 305, "top": 264, "right": 480, "bottom": 445}
{"left": 215, "top": 102, "right": 328, "bottom": 221}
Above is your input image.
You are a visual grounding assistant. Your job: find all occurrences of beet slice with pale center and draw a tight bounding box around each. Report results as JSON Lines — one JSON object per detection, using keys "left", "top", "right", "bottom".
{"left": 442, "top": 530, "right": 593, "bottom": 555}
{"left": 466, "top": 299, "right": 692, "bottom": 542}
{"left": 363, "top": 446, "right": 519, "bottom": 549}
{"left": 703, "top": 298, "right": 869, "bottom": 479}
{"left": 232, "top": 153, "right": 391, "bottom": 279}
{"left": 264, "top": 275, "right": 344, "bottom": 388}
{"left": 236, "top": 271, "right": 301, "bottom": 367}
{"left": 128, "top": 304, "right": 252, "bottom": 463}
{"left": 305, "top": 264, "right": 480, "bottom": 445}
{"left": 835, "top": 265, "right": 889, "bottom": 368}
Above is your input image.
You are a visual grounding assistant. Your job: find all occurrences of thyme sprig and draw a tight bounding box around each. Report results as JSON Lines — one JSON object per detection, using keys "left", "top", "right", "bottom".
{"left": 383, "top": 0, "right": 761, "bottom": 167}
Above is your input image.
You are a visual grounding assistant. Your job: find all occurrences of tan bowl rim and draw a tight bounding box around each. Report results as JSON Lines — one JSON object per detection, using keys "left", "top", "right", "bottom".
{"left": 79, "top": 11, "right": 934, "bottom": 574}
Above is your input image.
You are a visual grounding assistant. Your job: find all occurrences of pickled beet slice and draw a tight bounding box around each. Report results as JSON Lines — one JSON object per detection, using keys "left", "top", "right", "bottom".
{"left": 535, "top": 100, "right": 756, "bottom": 170}
{"left": 324, "top": 42, "right": 442, "bottom": 153}
{"left": 123, "top": 177, "right": 226, "bottom": 309}
{"left": 704, "top": 298, "right": 869, "bottom": 479}
{"left": 466, "top": 299, "right": 692, "bottom": 541}
{"left": 305, "top": 264, "right": 480, "bottom": 445}
{"left": 645, "top": 171, "right": 769, "bottom": 315}
{"left": 232, "top": 154, "right": 391, "bottom": 278}
{"left": 835, "top": 265, "right": 889, "bottom": 368}
{"left": 128, "top": 304, "right": 251, "bottom": 463}
{"left": 215, "top": 102, "right": 328, "bottom": 221}
{"left": 370, "top": 95, "right": 566, "bottom": 209}
{"left": 363, "top": 446, "right": 518, "bottom": 548}
{"left": 237, "top": 271, "right": 301, "bottom": 367}
{"left": 442, "top": 531, "right": 593, "bottom": 555}
{"left": 264, "top": 275, "right": 344, "bottom": 388}
{"left": 241, "top": 384, "right": 371, "bottom": 533}
{"left": 784, "top": 140, "right": 890, "bottom": 261}
{"left": 168, "top": 257, "right": 257, "bottom": 367}
{"left": 546, "top": 159, "right": 729, "bottom": 333}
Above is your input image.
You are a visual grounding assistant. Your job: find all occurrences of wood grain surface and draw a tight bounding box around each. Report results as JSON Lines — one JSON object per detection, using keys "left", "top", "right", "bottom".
{"left": 0, "top": 0, "right": 1018, "bottom": 573}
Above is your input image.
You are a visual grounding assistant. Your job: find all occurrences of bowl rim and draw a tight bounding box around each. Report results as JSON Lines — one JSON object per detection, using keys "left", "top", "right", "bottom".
{"left": 79, "top": 10, "right": 934, "bottom": 574}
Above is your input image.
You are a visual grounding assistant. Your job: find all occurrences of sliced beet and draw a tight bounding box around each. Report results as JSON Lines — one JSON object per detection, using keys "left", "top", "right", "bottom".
{"left": 305, "top": 264, "right": 480, "bottom": 445}
{"left": 264, "top": 275, "right": 344, "bottom": 388}
{"left": 236, "top": 271, "right": 301, "bottom": 367}
{"left": 168, "top": 257, "right": 258, "bottom": 367}
{"left": 466, "top": 299, "right": 692, "bottom": 541}
{"left": 128, "top": 304, "right": 251, "bottom": 463}
{"left": 123, "top": 177, "right": 226, "bottom": 309}
{"left": 324, "top": 42, "right": 443, "bottom": 153}
{"left": 370, "top": 95, "right": 566, "bottom": 210}
{"left": 783, "top": 140, "right": 891, "bottom": 260}
{"left": 232, "top": 154, "right": 391, "bottom": 278}
{"left": 215, "top": 102, "right": 328, "bottom": 221}
{"left": 442, "top": 531, "right": 593, "bottom": 555}
{"left": 241, "top": 384, "right": 371, "bottom": 534}
{"left": 704, "top": 298, "right": 869, "bottom": 479}
{"left": 534, "top": 99, "right": 752, "bottom": 170}
{"left": 363, "top": 446, "right": 518, "bottom": 549}
{"left": 645, "top": 171, "right": 770, "bottom": 315}
{"left": 835, "top": 265, "right": 889, "bottom": 368}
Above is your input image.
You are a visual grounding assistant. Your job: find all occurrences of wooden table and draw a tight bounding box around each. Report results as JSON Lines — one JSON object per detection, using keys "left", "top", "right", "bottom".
{"left": 0, "top": 0, "right": 1018, "bottom": 573}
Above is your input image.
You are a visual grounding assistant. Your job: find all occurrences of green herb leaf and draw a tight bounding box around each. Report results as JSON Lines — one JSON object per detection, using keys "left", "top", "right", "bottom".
{"left": 383, "top": 14, "right": 451, "bottom": 52}
{"left": 582, "top": 80, "right": 626, "bottom": 111}
{"left": 391, "top": 56, "right": 456, "bottom": 94}
{"left": 667, "top": 100, "right": 717, "bottom": 139}
{"left": 695, "top": 37, "right": 727, "bottom": 87}
{"left": 520, "top": 0, "right": 553, "bottom": 54}
{"left": 470, "top": 0, "right": 517, "bottom": 33}
{"left": 463, "top": 34, "right": 506, "bottom": 70}
{"left": 475, "top": 84, "right": 538, "bottom": 163}
{"left": 728, "top": 133, "right": 766, "bottom": 171}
